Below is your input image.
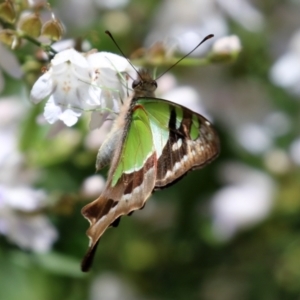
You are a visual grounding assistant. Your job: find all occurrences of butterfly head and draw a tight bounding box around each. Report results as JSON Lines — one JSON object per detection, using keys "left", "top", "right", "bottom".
{"left": 132, "top": 69, "right": 157, "bottom": 98}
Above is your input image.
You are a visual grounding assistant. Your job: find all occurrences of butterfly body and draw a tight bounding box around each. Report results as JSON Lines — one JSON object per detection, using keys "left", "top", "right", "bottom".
{"left": 81, "top": 69, "right": 220, "bottom": 271}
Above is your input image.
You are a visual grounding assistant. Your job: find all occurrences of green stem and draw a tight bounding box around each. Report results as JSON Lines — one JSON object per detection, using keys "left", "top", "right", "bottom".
{"left": 19, "top": 32, "right": 58, "bottom": 55}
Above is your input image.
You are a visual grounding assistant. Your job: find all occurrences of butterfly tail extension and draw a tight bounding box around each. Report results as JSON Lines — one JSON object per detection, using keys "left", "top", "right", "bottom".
{"left": 81, "top": 239, "right": 100, "bottom": 272}
{"left": 81, "top": 153, "right": 158, "bottom": 271}
{"left": 81, "top": 195, "right": 118, "bottom": 271}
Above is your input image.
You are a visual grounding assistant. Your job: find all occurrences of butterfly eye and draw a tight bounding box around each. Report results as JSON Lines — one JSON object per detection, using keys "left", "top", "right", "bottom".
{"left": 132, "top": 80, "right": 140, "bottom": 89}
{"left": 152, "top": 81, "right": 157, "bottom": 88}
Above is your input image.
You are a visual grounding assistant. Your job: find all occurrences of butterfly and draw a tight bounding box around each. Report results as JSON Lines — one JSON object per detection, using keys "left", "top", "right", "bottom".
{"left": 81, "top": 37, "right": 220, "bottom": 272}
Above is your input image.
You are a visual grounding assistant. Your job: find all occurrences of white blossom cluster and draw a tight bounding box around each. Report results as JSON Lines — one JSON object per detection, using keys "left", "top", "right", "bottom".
{"left": 30, "top": 49, "right": 135, "bottom": 129}
{"left": 0, "top": 99, "right": 57, "bottom": 252}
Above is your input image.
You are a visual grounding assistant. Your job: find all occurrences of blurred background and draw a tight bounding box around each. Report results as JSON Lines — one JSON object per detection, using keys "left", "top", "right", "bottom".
{"left": 1, "top": 0, "right": 300, "bottom": 299}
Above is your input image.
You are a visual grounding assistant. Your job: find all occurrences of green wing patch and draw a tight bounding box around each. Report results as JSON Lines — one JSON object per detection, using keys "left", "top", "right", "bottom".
{"left": 137, "top": 97, "right": 219, "bottom": 188}
{"left": 138, "top": 99, "right": 171, "bottom": 159}
{"left": 112, "top": 105, "right": 154, "bottom": 187}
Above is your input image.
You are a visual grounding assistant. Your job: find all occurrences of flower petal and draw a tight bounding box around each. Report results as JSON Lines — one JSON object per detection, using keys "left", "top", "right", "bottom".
{"left": 270, "top": 52, "right": 300, "bottom": 89}
{"left": 31, "top": 49, "right": 135, "bottom": 126}
{"left": 87, "top": 51, "right": 133, "bottom": 72}
{"left": 44, "top": 96, "right": 62, "bottom": 124}
{"left": 30, "top": 72, "right": 54, "bottom": 104}
{"left": 51, "top": 48, "right": 89, "bottom": 69}
{"left": 0, "top": 43, "right": 23, "bottom": 79}
{"left": 8, "top": 214, "right": 58, "bottom": 252}
{"left": 3, "top": 186, "right": 46, "bottom": 211}
{"left": 59, "top": 108, "right": 82, "bottom": 126}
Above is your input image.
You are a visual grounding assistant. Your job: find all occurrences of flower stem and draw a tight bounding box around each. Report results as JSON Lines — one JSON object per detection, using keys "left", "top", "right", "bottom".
{"left": 19, "top": 32, "right": 58, "bottom": 55}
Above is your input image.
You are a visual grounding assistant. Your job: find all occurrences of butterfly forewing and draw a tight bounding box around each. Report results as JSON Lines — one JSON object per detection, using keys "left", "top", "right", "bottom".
{"left": 81, "top": 102, "right": 158, "bottom": 271}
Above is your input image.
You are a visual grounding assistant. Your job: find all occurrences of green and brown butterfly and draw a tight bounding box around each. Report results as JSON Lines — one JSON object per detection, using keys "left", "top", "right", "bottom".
{"left": 81, "top": 34, "right": 220, "bottom": 271}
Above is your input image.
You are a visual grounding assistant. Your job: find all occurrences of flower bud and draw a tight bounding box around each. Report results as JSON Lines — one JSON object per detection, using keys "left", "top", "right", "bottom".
{"left": 131, "top": 42, "right": 171, "bottom": 65}
{"left": 41, "top": 19, "right": 63, "bottom": 41}
{"left": 210, "top": 35, "right": 242, "bottom": 63}
{"left": 19, "top": 13, "right": 42, "bottom": 38}
{"left": 0, "top": 1, "right": 16, "bottom": 23}
{"left": 0, "top": 29, "right": 21, "bottom": 48}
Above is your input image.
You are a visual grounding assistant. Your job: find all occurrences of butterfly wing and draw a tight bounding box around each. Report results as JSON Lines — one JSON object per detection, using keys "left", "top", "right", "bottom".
{"left": 81, "top": 97, "right": 219, "bottom": 271}
{"left": 81, "top": 103, "right": 157, "bottom": 271}
{"left": 138, "top": 98, "right": 220, "bottom": 188}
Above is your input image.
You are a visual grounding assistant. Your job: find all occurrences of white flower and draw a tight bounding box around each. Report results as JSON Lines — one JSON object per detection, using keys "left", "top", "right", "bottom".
{"left": 0, "top": 97, "right": 57, "bottom": 252}
{"left": 264, "top": 148, "right": 291, "bottom": 175}
{"left": 30, "top": 49, "right": 134, "bottom": 128}
{"left": 0, "top": 98, "right": 26, "bottom": 184}
{"left": 0, "top": 43, "right": 23, "bottom": 94}
{"left": 90, "top": 272, "right": 139, "bottom": 300}
{"left": 235, "top": 123, "right": 273, "bottom": 154}
{"left": 81, "top": 174, "right": 106, "bottom": 198}
{"left": 289, "top": 137, "right": 300, "bottom": 165}
{"left": 87, "top": 51, "right": 135, "bottom": 129}
{"left": 211, "top": 163, "right": 276, "bottom": 240}
{"left": 270, "top": 29, "right": 300, "bottom": 95}
{"left": 216, "top": 0, "right": 264, "bottom": 31}
{"left": 0, "top": 185, "right": 47, "bottom": 211}
{"left": 211, "top": 35, "right": 242, "bottom": 56}
{"left": 263, "top": 111, "right": 291, "bottom": 138}
{"left": 1, "top": 211, "right": 58, "bottom": 253}
{"left": 0, "top": 185, "right": 58, "bottom": 252}
{"left": 146, "top": 0, "right": 263, "bottom": 55}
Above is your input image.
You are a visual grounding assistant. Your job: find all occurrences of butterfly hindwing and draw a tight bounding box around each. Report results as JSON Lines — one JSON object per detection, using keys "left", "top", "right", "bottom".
{"left": 138, "top": 98, "right": 220, "bottom": 188}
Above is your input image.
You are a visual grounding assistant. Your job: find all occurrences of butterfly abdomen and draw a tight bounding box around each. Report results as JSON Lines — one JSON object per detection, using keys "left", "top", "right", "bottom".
{"left": 96, "top": 128, "right": 123, "bottom": 171}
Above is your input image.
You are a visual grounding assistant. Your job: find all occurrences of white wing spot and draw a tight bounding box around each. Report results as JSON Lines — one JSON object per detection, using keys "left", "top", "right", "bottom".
{"left": 172, "top": 138, "right": 183, "bottom": 151}
{"left": 174, "top": 161, "right": 181, "bottom": 171}
{"left": 166, "top": 170, "right": 173, "bottom": 178}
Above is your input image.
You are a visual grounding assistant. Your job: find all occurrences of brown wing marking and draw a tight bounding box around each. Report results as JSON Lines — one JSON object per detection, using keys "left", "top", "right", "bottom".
{"left": 155, "top": 107, "right": 219, "bottom": 188}
{"left": 81, "top": 153, "right": 157, "bottom": 271}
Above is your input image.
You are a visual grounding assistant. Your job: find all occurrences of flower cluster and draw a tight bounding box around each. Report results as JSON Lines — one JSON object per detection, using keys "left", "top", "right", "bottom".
{"left": 0, "top": 98, "right": 57, "bottom": 252}
{"left": 0, "top": 0, "right": 63, "bottom": 47}
{"left": 30, "top": 49, "right": 135, "bottom": 129}
{"left": 0, "top": 0, "right": 64, "bottom": 93}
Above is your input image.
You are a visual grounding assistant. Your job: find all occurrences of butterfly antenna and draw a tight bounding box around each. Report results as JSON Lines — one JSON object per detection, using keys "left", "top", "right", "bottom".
{"left": 105, "top": 30, "right": 142, "bottom": 78}
{"left": 156, "top": 34, "right": 214, "bottom": 80}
